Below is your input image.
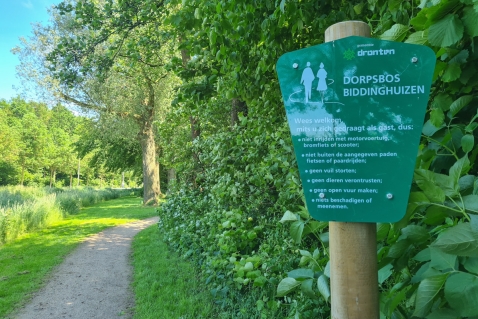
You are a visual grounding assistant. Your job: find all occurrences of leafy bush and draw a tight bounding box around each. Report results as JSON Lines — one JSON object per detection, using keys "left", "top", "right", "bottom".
{"left": 158, "top": 0, "right": 478, "bottom": 314}
{"left": 158, "top": 120, "right": 326, "bottom": 318}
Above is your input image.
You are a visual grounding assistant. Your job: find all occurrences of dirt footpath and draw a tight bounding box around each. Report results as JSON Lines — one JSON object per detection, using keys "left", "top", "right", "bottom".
{"left": 11, "top": 217, "right": 159, "bottom": 319}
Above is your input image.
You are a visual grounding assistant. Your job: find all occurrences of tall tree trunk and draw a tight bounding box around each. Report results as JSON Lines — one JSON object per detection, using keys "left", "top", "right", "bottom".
{"left": 140, "top": 125, "right": 160, "bottom": 205}
{"left": 77, "top": 158, "right": 80, "bottom": 186}
{"left": 121, "top": 172, "right": 125, "bottom": 188}
{"left": 139, "top": 72, "right": 161, "bottom": 205}
{"left": 49, "top": 169, "right": 54, "bottom": 188}
{"left": 70, "top": 173, "right": 73, "bottom": 188}
{"left": 158, "top": 162, "right": 161, "bottom": 194}
{"left": 180, "top": 40, "right": 201, "bottom": 183}
{"left": 167, "top": 168, "right": 176, "bottom": 183}
{"left": 20, "top": 164, "right": 25, "bottom": 186}
{"left": 181, "top": 42, "right": 200, "bottom": 142}
{"left": 231, "top": 98, "right": 248, "bottom": 127}
{"left": 190, "top": 116, "right": 200, "bottom": 139}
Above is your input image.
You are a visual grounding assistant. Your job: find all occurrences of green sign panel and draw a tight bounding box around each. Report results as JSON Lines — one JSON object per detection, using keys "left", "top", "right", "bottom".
{"left": 277, "top": 36, "right": 435, "bottom": 223}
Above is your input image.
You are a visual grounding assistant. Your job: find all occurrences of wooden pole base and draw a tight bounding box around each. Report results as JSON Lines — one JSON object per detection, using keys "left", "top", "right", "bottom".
{"left": 329, "top": 222, "right": 379, "bottom": 319}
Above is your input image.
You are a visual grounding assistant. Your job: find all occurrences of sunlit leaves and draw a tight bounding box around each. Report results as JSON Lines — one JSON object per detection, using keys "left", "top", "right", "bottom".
{"left": 414, "top": 169, "right": 446, "bottom": 202}
{"left": 430, "top": 247, "right": 457, "bottom": 271}
{"left": 69, "top": 0, "right": 478, "bottom": 318}
{"left": 462, "top": 195, "right": 478, "bottom": 214}
{"left": 287, "top": 268, "right": 314, "bottom": 279}
{"left": 461, "top": 134, "right": 474, "bottom": 152}
{"left": 280, "top": 210, "right": 297, "bottom": 223}
{"left": 405, "top": 30, "right": 429, "bottom": 45}
{"left": 317, "top": 275, "right": 330, "bottom": 301}
{"left": 378, "top": 264, "right": 393, "bottom": 284}
{"left": 380, "top": 24, "right": 409, "bottom": 41}
{"left": 290, "top": 220, "right": 304, "bottom": 244}
{"left": 430, "top": 108, "right": 445, "bottom": 127}
{"left": 449, "top": 155, "right": 470, "bottom": 184}
{"left": 432, "top": 93, "right": 453, "bottom": 111}
{"left": 276, "top": 277, "right": 300, "bottom": 297}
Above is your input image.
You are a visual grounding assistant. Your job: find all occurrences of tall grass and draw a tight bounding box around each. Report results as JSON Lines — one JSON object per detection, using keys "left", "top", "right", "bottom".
{"left": 0, "top": 186, "right": 46, "bottom": 207}
{"left": 55, "top": 188, "right": 128, "bottom": 214}
{"left": 0, "top": 186, "right": 132, "bottom": 244}
{"left": 0, "top": 194, "right": 62, "bottom": 243}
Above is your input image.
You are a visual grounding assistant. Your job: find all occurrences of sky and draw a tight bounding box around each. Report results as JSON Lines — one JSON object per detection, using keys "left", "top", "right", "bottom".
{"left": 0, "top": 0, "right": 60, "bottom": 101}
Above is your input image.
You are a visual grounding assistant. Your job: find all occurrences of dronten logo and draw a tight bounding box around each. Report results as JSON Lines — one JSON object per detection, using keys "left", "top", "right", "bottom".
{"left": 343, "top": 49, "right": 355, "bottom": 61}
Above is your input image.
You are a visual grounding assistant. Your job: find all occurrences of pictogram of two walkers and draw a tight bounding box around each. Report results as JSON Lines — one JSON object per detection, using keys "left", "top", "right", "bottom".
{"left": 300, "top": 62, "right": 328, "bottom": 103}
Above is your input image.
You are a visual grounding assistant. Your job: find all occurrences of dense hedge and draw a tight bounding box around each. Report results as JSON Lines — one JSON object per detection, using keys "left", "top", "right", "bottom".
{"left": 157, "top": 0, "right": 478, "bottom": 317}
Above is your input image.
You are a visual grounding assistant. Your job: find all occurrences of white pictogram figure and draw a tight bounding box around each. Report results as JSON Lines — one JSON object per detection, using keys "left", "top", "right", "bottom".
{"left": 300, "top": 62, "right": 315, "bottom": 103}
{"left": 316, "top": 62, "right": 327, "bottom": 103}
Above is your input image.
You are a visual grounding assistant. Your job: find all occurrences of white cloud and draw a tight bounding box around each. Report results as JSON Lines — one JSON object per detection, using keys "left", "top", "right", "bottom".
{"left": 21, "top": 0, "right": 34, "bottom": 9}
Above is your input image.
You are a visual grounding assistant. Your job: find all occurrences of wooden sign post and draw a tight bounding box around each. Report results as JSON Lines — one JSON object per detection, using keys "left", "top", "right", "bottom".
{"left": 326, "top": 21, "right": 379, "bottom": 319}
{"left": 276, "top": 19, "right": 435, "bottom": 319}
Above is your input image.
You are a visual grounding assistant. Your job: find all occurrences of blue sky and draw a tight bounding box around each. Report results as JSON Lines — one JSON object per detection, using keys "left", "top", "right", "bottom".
{"left": 0, "top": 0, "right": 60, "bottom": 101}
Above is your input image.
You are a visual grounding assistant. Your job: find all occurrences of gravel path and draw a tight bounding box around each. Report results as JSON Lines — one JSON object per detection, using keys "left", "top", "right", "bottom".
{"left": 11, "top": 217, "right": 159, "bottom": 319}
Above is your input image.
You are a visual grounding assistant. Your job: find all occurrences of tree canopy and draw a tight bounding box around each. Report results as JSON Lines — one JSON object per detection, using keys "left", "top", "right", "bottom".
{"left": 0, "top": 98, "right": 130, "bottom": 187}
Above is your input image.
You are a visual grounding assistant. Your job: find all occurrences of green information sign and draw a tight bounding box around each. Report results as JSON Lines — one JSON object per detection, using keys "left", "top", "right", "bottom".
{"left": 277, "top": 36, "right": 435, "bottom": 223}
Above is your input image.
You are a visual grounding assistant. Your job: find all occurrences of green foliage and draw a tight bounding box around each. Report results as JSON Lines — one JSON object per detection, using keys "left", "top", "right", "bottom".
{"left": 157, "top": 115, "right": 331, "bottom": 317}
{"left": 0, "top": 98, "right": 126, "bottom": 188}
{"left": 153, "top": 0, "right": 478, "bottom": 317}
{"left": 19, "top": 0, "right": 478, "bottom": 317}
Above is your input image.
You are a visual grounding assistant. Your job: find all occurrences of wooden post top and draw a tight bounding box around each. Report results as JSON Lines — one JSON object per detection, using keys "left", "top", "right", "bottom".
{"left": 325, "top": 21, "right": 371, "bottom": 42}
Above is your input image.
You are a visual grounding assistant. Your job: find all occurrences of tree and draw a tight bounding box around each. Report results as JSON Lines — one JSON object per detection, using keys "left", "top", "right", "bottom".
{"left": 9, "top": 100, "right": 50, "bottom": 185}
{"left": 0, "top": 100, "right": 21, "bottom": 164}
{"left": 15, "top": 1, "right": 177, "bottom": 204}
{"left": 44, "top": 104, "right": 79, "bottom": 187}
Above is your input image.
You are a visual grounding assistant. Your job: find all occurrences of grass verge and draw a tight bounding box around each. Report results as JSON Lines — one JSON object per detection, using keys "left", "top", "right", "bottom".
{"left": 0, "top": 195, "right": 157, "bottom": 318}
{"left": 132, "top": 226, "right": 216, "bottom": 319}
